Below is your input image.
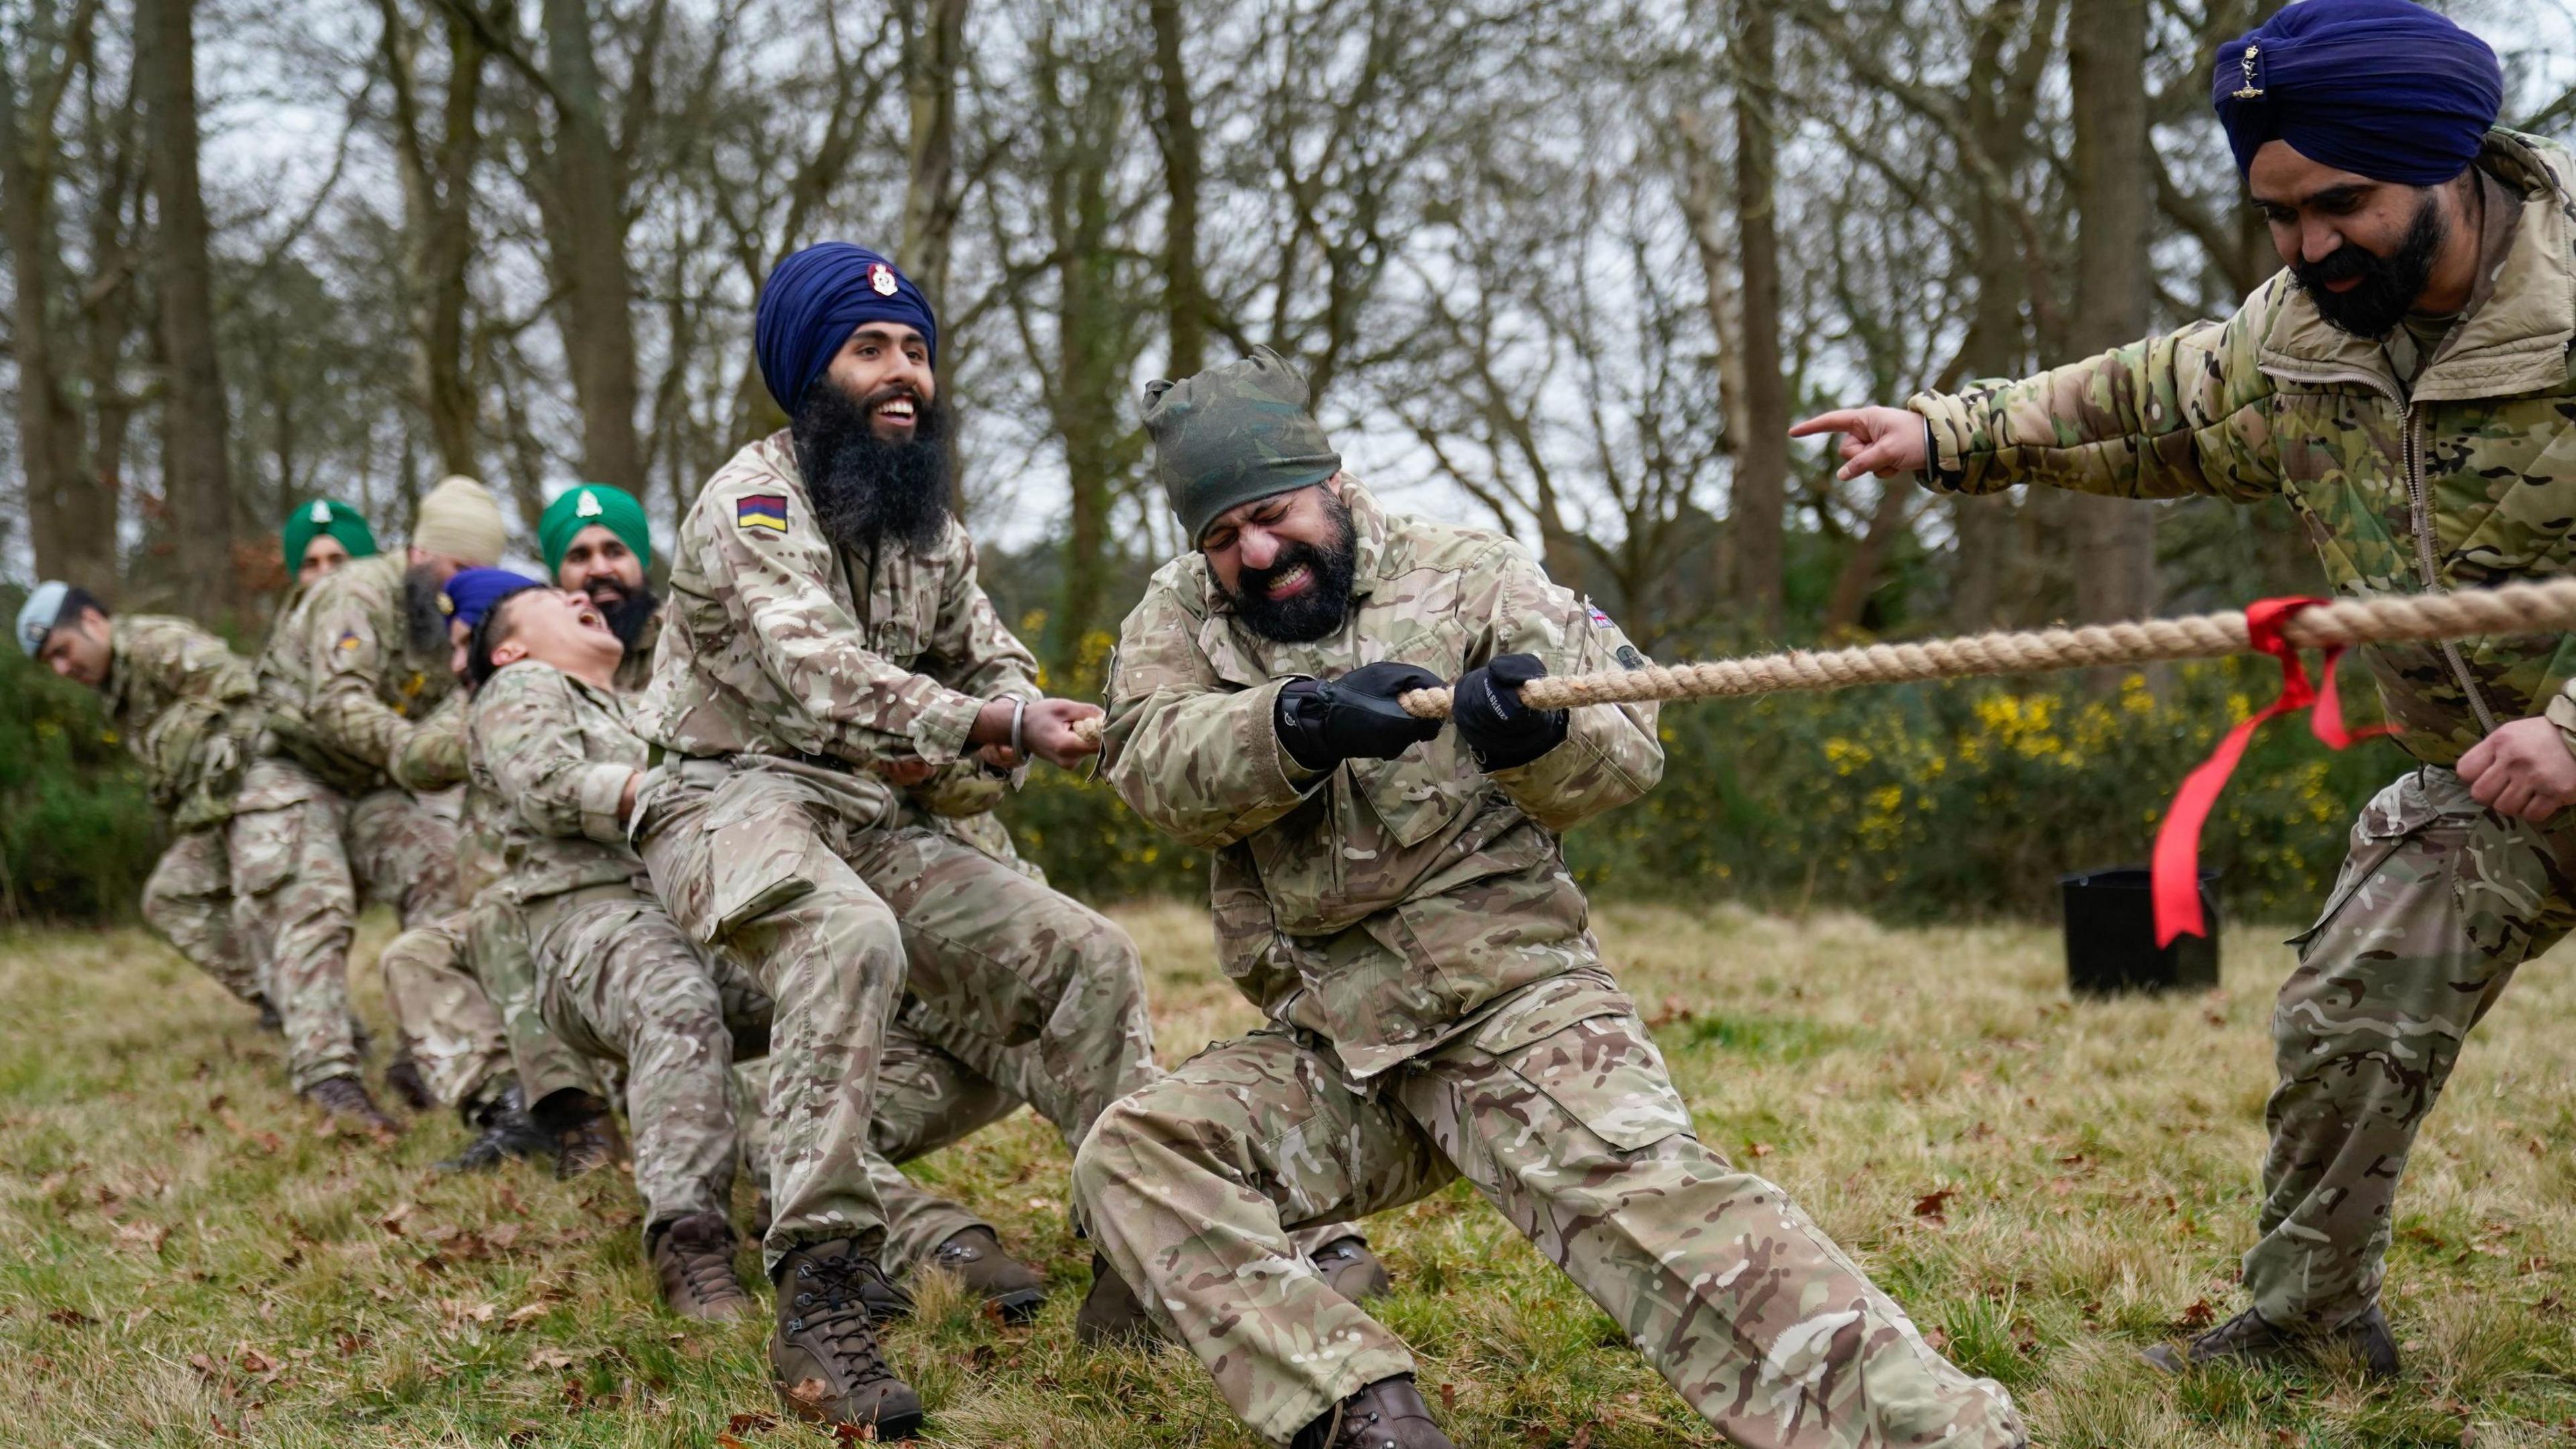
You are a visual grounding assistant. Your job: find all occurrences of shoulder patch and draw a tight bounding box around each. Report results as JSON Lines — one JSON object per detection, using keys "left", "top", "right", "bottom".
{"left": 1584, "top": 598, "right": 1615, "bottom": 631}
{"left": 335, "top": 629, "right": 362, "bottom": 653}
{"left": 737, "top": 494, "right": 790, "bottom": 533}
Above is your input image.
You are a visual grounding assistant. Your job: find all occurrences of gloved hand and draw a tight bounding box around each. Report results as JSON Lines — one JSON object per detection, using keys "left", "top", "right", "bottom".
{"left": 1452, "top": 653, "right": 1568, "bottom": 771}
{"left": 1275, "top": 661, "right": 1446, "bottom": 771}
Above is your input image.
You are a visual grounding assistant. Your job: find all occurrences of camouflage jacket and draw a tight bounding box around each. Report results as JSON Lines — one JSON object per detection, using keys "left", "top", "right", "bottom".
{"left": 1913, "top": 129, "right": 2576, "bottom": 767}
{"left": 258, "top": 553, "right": 455, "bottom": 792}
{"left": 636, "top": 432, "right": 1040, "bottom": 777}
{"left": 1102, "top": 480, "right": 1664, "bottom": 1077}
{"left": 103, "top": 615, "right": 258, "bottom": 828}
{"left": 468, "top": 661, "right": 647, "bottom": 904}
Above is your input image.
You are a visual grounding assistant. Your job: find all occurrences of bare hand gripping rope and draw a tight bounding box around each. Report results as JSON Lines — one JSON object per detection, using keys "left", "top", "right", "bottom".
{"left": 1067, "top": 579, "right": 2576, "bottom": 745}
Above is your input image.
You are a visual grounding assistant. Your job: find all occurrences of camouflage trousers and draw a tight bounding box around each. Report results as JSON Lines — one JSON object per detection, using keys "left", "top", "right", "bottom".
{"left": 2248, "top": 765, "right": 2576, "bottom": 1333}
{"left": 638, "top": 759, "right": 1158, "bottom": 1271}
{"left": 229, "top": 759, "right": 459, "bottom": 1093}
{"left": 139, "top": 826, "right": 262, "bottom": 1007}
{"left": 1073, "top": 981, "right": 2025, "bottom": 1448}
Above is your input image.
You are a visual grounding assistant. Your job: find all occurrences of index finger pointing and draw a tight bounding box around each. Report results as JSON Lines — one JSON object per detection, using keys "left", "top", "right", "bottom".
{"left": 1788, "top": 411, "right": 1868, "bottom": 439}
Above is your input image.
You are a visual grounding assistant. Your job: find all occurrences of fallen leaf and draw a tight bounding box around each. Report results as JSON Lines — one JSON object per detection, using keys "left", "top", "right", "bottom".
{"left": 716, "top": 1438, "right": 751, "bottom": 1449}
{"left": 114, "top": 1221, "right": 171, "bottom": 1256}
{"left": 727, "top": 1411, "right": 780, "bottom": 1434}
{"left": 2178, "top": 1297, "right": 2217, "bottom": 1332}
{"left": 1440, "top": 1383, "right": 1456, "bottom": 1414}
{"left": 786, "top": 1377, "right": 833, "bottom": 1410}
{"left": 189, "top": 1352, "right": 223, "bottom": 1381}
{"left": 1912, "top": 1188, "right": 1957, "bottom": 1222}
{"left": 486, "top": 1223, "right": 523, "bottom": 1250}
{"left": 503, "top": 1303, "right": 551, "bottom": 1331}
{"left": 238, "top": 1346, "right": 281, "bottom": 1378}
{"left": 1748, "top": 1142, "right": 1775, "bottom": 1159}
{"left": 46, "top": 1308, "right": 95, "bottom": 1328}
{"left": 378, "top": 1202, "right": 415, "bottom": 1237}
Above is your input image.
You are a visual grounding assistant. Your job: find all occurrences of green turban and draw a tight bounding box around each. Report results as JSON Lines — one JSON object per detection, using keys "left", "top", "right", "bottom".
{"left": 539, "top": 483, "right": 651, "bottom": 578}
{"left": 280, "top": 498, "right": 378, "bottom": 573}
{"left": 1142, "top": 345, "right": 1342, "bottom": 545}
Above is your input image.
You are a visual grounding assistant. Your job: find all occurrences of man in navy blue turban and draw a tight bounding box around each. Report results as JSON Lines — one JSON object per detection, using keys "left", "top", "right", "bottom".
{"left": 751, "top": 243, "right": 954, "bottom": 555}
{"left": 2216, "top": 0, "right": 2506, "bottom": 341}
{"left": 1794, "top": 0, "right": 2576, "bottom": 1389}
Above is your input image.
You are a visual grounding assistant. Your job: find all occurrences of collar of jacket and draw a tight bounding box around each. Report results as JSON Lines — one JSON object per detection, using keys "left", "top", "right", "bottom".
{"left": 100, "top": 616, "right": 136, "bottom": 712}
{"left": 2258, "top": 129, "right": 2576, "bottom": 405}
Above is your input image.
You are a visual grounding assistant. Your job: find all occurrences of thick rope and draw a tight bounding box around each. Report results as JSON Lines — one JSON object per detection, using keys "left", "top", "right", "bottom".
{"left": 1397, "top": 578, "right": 2576, "bottom": 718}
{"left": 1065, "top": 578, "right": 2576, "bottom": 745}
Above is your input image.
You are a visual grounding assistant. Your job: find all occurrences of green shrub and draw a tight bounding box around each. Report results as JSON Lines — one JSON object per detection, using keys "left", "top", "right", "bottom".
{"left": 1007, "top": 657, "right": 2399, "bottom": 926}
{"left": 0, "top": 647, "right": 162, "bottom": 923}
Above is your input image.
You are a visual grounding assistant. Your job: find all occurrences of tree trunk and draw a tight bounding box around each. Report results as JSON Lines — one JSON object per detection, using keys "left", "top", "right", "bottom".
{"left": 2065, "top": 0, "right": 2154, "bottom": 625}
{"left": 138, "top": 0, "right": 239, "bottom": 618}
{"left": 0, "top": 46, "right": 103, "bottom": 590}
{"left": 1948, "top": 0, "right": 2039, "bottom": 631}
{"left": 380, "top": 0, "right": 488, "bottom": 480}
{"left": 899, "top": 0, "right": 969, "bottom": 320}
{"left": 1674, "top": 109, "right": 1749, "bottom": 621}
{"left": 1728, "top": 0, "right": 1787, "bottom": 628}
{"left": 1147, "top": 0, "right": 1206, "bottom": 380}
{"left": 540, "top": 0, "right": 643, "bottom": 490}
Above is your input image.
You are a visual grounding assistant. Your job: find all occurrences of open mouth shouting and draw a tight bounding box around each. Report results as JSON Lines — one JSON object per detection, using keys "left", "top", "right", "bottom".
{"left": 1263, "top": 561, "right": 1316, "bottom": 600}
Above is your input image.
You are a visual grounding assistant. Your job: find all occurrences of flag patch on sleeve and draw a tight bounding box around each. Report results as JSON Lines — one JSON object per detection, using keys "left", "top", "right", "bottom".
{"left": 1585, "top": 600, "right": 1615, "bottom": 630}
{"left": 737, "top": 494, "right": 790, "bottom": 533}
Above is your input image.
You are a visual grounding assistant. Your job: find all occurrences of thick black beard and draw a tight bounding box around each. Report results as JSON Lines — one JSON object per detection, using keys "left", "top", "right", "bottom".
{"left": 402, "top": 568, "right": 451, "bottom": 657}
{"left": 792, "top": 378, "right": 952, "bottom": 555}
{"left": 1222, "top": 493, "right": 1359, "bottom": 643}
{"left": 597, "top": 586, "right": 660, "bottom": 652}
{"left": 2292, "top": 191, "right": 2450, "bottom": 339}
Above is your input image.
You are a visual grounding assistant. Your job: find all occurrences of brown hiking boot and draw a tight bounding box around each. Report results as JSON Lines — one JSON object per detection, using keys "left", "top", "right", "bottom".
{"left": 651, "top": 1212, "right": 757, "bottom": 1322}
{"left": 1291, "top": 1375, "right": 1454, "bottom": 1449}
{"left": 533, "top": 1089, "right": 625, "bottom": 1179}
{"left": 771, "top": 1238, "right": 924, "bottom": 1438}
{"left": 928, "top": 1226, "right": 1048, "bottom": 1323}
{"left": 1074, "top": 1250, "right": 1162, "bottom": 1348}
{"left": 1310, "top": 1234, "right": 1393, "bottom": 1303}
{"left": 2141, "top": 1303, "right": 2400, "bottom": 1381}
{"left": 303, "top": 1075, "right": 400, "bottom": 1136}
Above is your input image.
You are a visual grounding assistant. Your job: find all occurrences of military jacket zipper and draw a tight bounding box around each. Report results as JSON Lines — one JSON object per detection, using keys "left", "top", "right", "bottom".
{"left": 2259, "top": 356, "right": 2500, "bottom": 736}
{"left": 2401, "top": 405, "right": 2499, "bottom": 734}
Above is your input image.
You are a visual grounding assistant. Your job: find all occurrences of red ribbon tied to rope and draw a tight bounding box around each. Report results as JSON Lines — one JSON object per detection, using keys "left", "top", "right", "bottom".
{"left": 2150, "top": 596, "right": 2392, "bottom": 947}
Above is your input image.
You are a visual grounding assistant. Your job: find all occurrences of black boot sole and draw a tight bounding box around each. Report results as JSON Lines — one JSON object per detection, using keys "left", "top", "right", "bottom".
{"left": 985, "top": 1286, "right": 1048, "bottom": 1324}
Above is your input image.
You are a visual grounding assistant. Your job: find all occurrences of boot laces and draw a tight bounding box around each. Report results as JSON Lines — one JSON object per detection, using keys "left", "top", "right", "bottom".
{"left": 667, "top": 1230, "right": 740, "bottom": 1303}
{"left": 788, "top": 1250, "right": 898, "bottom": 1383}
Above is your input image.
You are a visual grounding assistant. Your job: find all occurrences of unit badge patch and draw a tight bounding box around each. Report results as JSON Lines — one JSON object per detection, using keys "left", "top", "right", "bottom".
{"left": 737, "top": 494, "right": 790, "bottom": 533}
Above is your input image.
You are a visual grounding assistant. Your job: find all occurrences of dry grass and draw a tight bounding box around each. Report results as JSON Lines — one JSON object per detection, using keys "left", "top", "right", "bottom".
{"left": 3, "top": 900, "right": 2574, "bottom": 1447}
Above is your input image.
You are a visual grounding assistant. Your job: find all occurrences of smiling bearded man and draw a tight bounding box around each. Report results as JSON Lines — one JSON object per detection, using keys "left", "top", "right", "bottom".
{"left": 1790, "top": 0, "right": 2571, "bottom": 1381}
{"left": 628, "top": 244, "right": 1164, "bottom": 1438}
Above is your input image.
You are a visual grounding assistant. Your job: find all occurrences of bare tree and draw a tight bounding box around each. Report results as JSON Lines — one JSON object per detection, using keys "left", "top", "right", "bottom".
{"left": 138, "top": 0, "right": 239, "bottom": 616}
{"left": 1726, "top": 0, "right": 1786, "bottom": 627}
{"left": 2064, "top": 0, "right": 2155, "bottom": 625}
{"left": 377, "top": 0, "right": 492, "bottom": 481}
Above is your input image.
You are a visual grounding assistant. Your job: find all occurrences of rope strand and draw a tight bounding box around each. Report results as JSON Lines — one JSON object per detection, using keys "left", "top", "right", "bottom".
{"left": 1063, "top": 578, "right": 2576, "bottom": 745}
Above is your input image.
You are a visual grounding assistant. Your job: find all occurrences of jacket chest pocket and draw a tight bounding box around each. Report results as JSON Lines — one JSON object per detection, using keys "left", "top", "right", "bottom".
{"left": 1347, "top": 737, "right": 1479, "bottom": 851}
{"left": 2443, "top": 399, "right": 2576, "bottom": 583}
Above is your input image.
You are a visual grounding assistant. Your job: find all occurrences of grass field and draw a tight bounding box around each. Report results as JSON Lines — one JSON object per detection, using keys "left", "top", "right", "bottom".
{"left": 4, "top": 900, "right": 2575, "bottom": 1448}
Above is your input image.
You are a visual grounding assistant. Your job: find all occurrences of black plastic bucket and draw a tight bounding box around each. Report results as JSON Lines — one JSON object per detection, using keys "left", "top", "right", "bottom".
{"left": 2059, "top": 866, "right": 2220, "bottom": 997}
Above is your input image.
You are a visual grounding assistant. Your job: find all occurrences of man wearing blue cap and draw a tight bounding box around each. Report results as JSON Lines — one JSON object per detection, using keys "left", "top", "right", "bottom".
{"left": 1796, "top": 0, "right": 2575, "bottom": 1378}
{"left": 630, "top": 242, "right": 1161, "bottom": 1436}
{"left": 19, "top": 583, "right": 269, "bottom": 1020}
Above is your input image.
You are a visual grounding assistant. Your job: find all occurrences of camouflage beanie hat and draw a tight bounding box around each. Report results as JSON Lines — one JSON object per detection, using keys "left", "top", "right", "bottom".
{"left": 1142, "top": 345, "right": 1342, "bottom": 545}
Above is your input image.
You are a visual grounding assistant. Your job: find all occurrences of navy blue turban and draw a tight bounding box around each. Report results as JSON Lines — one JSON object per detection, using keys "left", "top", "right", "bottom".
{"left": 2212, "top": 0, "right": 2502, "bottom": 186}
{"left": 753, "top": 244, "right": 938, "bottom": 415}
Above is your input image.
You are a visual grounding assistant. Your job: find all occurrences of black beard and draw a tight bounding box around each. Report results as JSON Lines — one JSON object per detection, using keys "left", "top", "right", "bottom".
{"left": 402, "top": 567, "right": 451, "bottom": 657}
{"left": 1222, "top": 494, "right": 1359, "bottom": 643}
{"left": 595, "top": 586, "right": 660, "bottom": 651}
{"left": 2292, "top": 191, "right": 2449, "bottom": 339}
{"left": 792, "top": 378, "right": 952, "bottom": 555}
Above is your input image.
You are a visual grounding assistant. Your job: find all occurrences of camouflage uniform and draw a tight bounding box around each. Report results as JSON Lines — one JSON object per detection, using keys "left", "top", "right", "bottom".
{"left": 1079, "top": 480, "right": 2022, "bottom": 1448}
{"left": 633, "top": 431, "right": 1158, "bottom": 1269}
{"left": 1907, "top": 129, "right": 2576, "bottom": 1335}
{"left": 244, "top": 556, "right": 473, "bottom": 1093}
{"left": 104, "top": 616, "right": 264, "bottom": 1005}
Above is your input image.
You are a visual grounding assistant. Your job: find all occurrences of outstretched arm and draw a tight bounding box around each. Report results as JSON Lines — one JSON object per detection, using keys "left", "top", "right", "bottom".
{"left": 1792, "top": 282, "right": 2287, "bottom": 504}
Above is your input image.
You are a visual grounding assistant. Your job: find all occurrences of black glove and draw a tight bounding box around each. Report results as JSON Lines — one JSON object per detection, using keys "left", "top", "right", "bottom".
{"left": 1275, "top": 661, "right": 1446, "bottom": 771}
{"left": 1452, "top": 653, "right": 1568, "bottom": 771}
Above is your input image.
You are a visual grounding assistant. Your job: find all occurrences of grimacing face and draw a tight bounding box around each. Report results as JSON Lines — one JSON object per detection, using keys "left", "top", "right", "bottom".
{"left": 490, "top": 588, "right": 624, "bottom": 676}
{"left": 1198, "top": 476, "right": 1348, "bottom": 606}
{"left": 38, "top": 607, "right": 114, "bottom": 688}
{"left": 557, "top": 523, "right": 645, "bottom": 603}
{"left": 298, "top": 535, "right": 352, "bottom": 588}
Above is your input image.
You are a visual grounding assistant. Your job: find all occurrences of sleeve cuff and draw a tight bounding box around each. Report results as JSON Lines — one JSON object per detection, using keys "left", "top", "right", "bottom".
{"left": 576, "top": 763, "right": 639, "bottom": 844}
{"left": 1905, "top": 393, "right": 1972, "bottom": 493}
{"left": 2546, "top": 689, "right": 2576, "bottom": 759}
{"left": 1240, "top": 679, "right": 1326, "bottom": 797}
{"left": 906, "top": 687, "right": 989, "bottom": 766}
